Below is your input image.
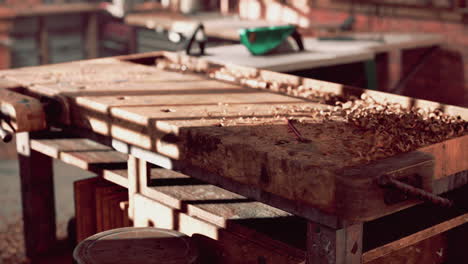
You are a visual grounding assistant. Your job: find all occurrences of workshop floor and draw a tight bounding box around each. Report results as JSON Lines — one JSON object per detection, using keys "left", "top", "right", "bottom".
{"left": 0, "top": 141, "right": 94, "bottom": 263}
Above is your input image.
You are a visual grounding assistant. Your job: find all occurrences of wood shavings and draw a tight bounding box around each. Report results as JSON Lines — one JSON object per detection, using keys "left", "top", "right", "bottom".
{"left": 329, "top": 94, "right": 467, "bottom": 163}
{"left": 154, "top": 56, "right": 466, "bottom": 166}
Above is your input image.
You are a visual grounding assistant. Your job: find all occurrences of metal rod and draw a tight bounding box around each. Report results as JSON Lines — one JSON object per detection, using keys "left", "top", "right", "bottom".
{"left": 378, "top": 174, "right": 453, "bottom": 208}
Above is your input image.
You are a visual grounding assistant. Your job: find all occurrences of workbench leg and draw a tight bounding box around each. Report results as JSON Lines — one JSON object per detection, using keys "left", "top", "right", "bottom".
{"left": 16, "top": 132, "right": 56, "bottom": 258}
{"left": 39, "top": 17, "right": 49, "bottom": 65}
{"left": 86, "top": 13, "right": 99, "bottom": 59}
{"left": 306, "top": 222, "right": 363, "bottom": 264}
{"left": 127, "top": 155, "right": 150, "bottom": 221}
{"left": 364, "top": 59, "right": 378, "bottom": 90}
{"left": 387, "top": 49, "right": 401, "bottom": 91}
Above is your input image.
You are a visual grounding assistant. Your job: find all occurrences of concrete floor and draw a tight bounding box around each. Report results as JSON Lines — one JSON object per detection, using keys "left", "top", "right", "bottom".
{"left": 0, "top": 147, "right": 94, "bottom": 263}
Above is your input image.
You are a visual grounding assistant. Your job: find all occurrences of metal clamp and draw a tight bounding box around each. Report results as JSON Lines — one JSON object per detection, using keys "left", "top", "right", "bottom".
{"left": 378, "top": 174, "right": 453, "bottom": 208}
{"left": 0, "top": 115, "right": 13, "bottom": 143}
{"left": 185, "top": 23, "right": 206, "bottom": 56}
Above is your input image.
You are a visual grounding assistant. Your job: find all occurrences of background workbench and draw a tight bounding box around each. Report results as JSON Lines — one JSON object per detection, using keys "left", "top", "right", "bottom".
{"left": 205, "top": 33, "right": 443, "bottom": 92}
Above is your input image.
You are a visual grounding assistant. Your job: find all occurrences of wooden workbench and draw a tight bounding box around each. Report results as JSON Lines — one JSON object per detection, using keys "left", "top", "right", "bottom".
{"left": 0, "top": 3, "right": 102, "bottom": 68}
{"left": 205, "top": 33, "right": 443, "bottom": 91}
{"left": 204, "top": 38, "right": 375, "bottom": 72}
{"left": 0, "top": 51, "right": 467, "bottom": 263}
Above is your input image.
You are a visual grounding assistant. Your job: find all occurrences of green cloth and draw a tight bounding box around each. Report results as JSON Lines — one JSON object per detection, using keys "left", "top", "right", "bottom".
{"left": 239, "top": 25, "right": 296, "bottom": 56}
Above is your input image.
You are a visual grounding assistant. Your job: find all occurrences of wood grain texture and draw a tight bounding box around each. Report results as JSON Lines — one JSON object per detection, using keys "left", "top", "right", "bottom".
{"left": 30, "top": 138, "right": 127, "bottom": 172}
{"left": 0, "top": 89, "right": 46, "bottom": 132}
{"left": 95, "top": 182, "right": 126, "bottom": 232}
{"left": 364, "top": 234, "right": 447, "bottom": 264}
{"left": 140, "top": 168, "right": 292, "bottom": 228}
{"left": 74, "top": 177, "right": 100, "bottom": 243}
{"left": 362, "top": 212, "right": 468, "bottom": 263}
{"left": 1, "top": 53, "right": 466, "bottom": 222}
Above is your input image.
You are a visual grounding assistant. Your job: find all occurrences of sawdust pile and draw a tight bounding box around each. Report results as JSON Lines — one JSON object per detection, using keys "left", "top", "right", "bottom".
{"left": 156, "top": 58, "right": 467, "bottom": 164}
{"left": 328, "top": 94, "right": 467, "bottom": 162}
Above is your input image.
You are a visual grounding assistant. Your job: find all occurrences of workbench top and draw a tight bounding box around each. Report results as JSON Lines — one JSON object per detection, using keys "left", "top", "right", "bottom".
{"left": 0, "top": 52, "right": 466, "bottom": 222}
{"left": 204, "top": 33, "right": 443, "bottom": 71}
{"left": 204, "top": 38, "right": 375, "bottom": 72}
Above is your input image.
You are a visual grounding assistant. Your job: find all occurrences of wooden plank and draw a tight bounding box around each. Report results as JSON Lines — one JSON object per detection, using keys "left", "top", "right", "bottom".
{"left": 30, "top": 138, "right": 127, "bottom": 172}
{"left": 138, "top": 168, "right": 292, "bottom": 228}
{"left": 16, "top": 132, "right": 56, "bottom": 258}
{"left": 420, "top": 135, "right": 468, "bottom": 180}
{"left": 0, "top": 89, "right": 46, "bottom": 132}
{"left": 134, "top": 193, "right": 306, "bottom": 264}
{"left": 103, "top": 169, "right": 128, "bottom": 188}
{"left": 364, "top": 233, "right": 447, "bottom": 264}
{"left": 127, "top": 155, "right": 140, "bottom": 219}
{"left": 362, "top": 212, "right": 468, "bottom": 263}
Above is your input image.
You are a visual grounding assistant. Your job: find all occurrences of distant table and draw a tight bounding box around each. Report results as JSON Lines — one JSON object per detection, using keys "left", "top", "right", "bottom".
{"left": 314, "top": 33, "right": 444, "bottom": 91}
{"left": 205, "top": 33, "right": 444, "bottom": 91}
{"left": 205, "top": 37, "right": 378, "bottom": 90}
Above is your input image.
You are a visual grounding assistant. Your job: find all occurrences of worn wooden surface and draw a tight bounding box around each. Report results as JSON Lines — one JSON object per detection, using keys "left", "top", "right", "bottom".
{"left": 1, "top": 53, "right": 466, "bottom": 222}
{"left": 30, "top": 138, "right": 127, "bottom": 172}
{"left": 0, "top": 88, "right": 46, "bottom": 132}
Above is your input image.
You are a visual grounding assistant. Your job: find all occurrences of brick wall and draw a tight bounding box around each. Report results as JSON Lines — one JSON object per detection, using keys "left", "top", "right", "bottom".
{"left": 238, "top": 0, "right": 468, "bottom": 107}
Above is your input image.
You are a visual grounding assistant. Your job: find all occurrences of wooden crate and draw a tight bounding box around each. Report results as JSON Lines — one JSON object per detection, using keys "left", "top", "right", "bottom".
{"left": 74, "top": 177, "right": 132, "bottom": 243}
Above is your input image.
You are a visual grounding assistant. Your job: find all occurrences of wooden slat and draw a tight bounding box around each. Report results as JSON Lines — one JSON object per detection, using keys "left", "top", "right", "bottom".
{"left": 30, "top": 138, "right": 127, "bottom": 172}
{"left": 138, "top": 168, "right": 291, "bottom": 228}
{"left": 133, "top": 193, "right": 306, "bottom": 264}
{"left": 362, "top": 212, "right": 468, "bottom": 263}
{"left": 103, "top": 169, "right": 128, "bottom": 188}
